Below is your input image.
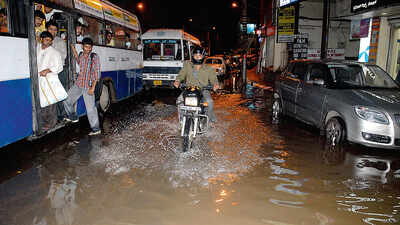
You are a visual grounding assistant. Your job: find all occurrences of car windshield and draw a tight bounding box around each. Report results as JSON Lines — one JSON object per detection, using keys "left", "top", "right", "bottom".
{"left": 205, "top": 58, "right": 222, "bottom": 64}
{"left": 143, "top": 39, "right": 181, "bottom": 61}
{"left": 366, "top": 65, "right": 398, "bottom": 88}
{"left": 328, "top": 64, "right": 398, "bottom": 89}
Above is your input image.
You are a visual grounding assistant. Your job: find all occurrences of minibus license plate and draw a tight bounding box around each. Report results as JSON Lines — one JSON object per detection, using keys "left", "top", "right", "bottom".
{"left": 153, "top": 80, "right": 162, "bottom": 85}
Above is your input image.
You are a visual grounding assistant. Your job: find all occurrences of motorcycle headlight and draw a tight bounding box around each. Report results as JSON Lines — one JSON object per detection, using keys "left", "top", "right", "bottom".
{"left": 185, "top": 97, "right": 198, "bottom": 106}
{"left": 354, "top": 106, "right": 389, "bottom": 125}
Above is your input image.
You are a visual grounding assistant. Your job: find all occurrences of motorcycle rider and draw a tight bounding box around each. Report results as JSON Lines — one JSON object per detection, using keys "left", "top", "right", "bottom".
{"left": 174, "top": 46, "right": 219, "bottom": 122}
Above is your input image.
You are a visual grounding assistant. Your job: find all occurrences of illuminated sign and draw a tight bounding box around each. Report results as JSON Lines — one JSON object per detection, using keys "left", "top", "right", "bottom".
{"left": 277, "top": 6, "right": 296, "bottom": 43}
{"left": 247, "top": 24, "right": 255, "bottom": 34}
{"left": 351, "top": 0, "right": 399, "bottom": 13}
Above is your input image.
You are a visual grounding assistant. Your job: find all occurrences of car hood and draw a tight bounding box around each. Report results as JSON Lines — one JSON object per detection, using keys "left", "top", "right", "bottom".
{"left": 350, "top": 89, "right": 400, "bottom": 109}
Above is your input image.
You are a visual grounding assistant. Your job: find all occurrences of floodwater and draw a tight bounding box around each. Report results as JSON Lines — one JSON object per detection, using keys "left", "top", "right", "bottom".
{"left": 1, "top": 88, "right": 400, "bottom": 225}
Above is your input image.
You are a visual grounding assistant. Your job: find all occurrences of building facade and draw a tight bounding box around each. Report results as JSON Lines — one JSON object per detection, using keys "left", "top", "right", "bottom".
{"left": 258, "top": 0, "right": 400, "bottom": 79}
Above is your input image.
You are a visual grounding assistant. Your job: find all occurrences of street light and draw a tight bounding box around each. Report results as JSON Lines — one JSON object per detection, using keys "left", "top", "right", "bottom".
{"left": 231, "top": 1, "right": 239, "bottom": 8}
{"left": 136, "top": 2, "right": 144, "bottom": 11}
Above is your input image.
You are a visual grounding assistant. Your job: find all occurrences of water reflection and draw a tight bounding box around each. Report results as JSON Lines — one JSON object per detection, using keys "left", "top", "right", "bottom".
{"left": 34, "top": 136, "right": 102, "bottom": 225}
{"left": 320, "top": 144, "right": 400, "bottom": 224}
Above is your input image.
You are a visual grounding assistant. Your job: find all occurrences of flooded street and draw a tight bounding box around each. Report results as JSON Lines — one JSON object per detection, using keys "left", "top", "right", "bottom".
{"left": 1, "top": 88, "right": 400, "bottom": 225}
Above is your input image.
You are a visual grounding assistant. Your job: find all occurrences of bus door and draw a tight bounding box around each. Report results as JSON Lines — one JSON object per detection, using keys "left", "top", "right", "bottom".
{"left": 30, "top": 3, "right": 74, "bottom": 136}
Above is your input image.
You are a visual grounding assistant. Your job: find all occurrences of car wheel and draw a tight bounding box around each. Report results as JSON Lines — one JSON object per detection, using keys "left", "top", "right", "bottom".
{"left": 325, "top": 118, "right": 344, "bottom": 147}
{"left": 271, "top": 97, "right": 282, "bottom": 124}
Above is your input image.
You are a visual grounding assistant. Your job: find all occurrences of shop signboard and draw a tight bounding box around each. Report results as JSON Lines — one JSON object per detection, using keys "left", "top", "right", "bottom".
{"left": 368, "top": 18, "right": 380, "bottom": 64}
{"left": 307, "top": 49, "right": 345, "bottom": 60}
{"left": 350, "top": 19, "right": 361, "bottom": 40}
{"left": 74, "top": 0, "right": 103, "bottom": 19}
{"left": 351, "top": 0, "right": 399, "bottom": 13}
{"left": 292, "top": 33, "right": 308, "bottom": 60}
{"left": 359, "top": 18, "right": 370, "bottom": 38}
{"left": 358, "top": 19, "right": 372, "bottom": 62}
{"left": 350, "top": 18, "right": 370, "bottom": 40}
{"left": 277, "top": 6, "right": 296, "bottom": 43}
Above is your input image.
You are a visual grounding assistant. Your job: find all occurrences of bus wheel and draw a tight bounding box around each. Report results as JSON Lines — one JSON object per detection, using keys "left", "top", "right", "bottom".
{"left": 99, "top": 83, "right": 111, "bottom": 113}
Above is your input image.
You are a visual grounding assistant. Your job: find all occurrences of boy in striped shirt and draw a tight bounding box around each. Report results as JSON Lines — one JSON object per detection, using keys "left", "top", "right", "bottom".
{"left": 64, "top": 37, "right": 101, "bottom": 136}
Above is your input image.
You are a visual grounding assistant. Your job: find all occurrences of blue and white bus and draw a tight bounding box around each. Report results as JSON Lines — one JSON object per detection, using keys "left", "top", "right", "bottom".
{"left": 0, "top": 0, "right": 143, "bottom": 148}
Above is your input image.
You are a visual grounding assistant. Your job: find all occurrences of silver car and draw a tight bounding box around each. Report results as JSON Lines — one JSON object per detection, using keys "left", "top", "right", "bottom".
{"left": 272, "top": 60, "right": 400, "bottom": 149}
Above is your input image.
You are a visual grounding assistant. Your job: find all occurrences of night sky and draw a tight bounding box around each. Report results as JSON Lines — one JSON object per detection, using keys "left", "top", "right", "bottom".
{"left": 109, "top": 0, "right": 260, "bottom": 52}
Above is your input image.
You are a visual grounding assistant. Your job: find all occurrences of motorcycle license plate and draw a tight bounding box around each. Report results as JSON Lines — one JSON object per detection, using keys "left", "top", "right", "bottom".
{"left": 180, "top": 106, "right": 201, "bottom": 111}
{"left": 153, "top": 80, "right": 162, "bottom": 85}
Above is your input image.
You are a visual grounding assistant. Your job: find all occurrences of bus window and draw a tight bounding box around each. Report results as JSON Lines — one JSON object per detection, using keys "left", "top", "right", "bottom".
{"left": 80, "top": 16, "right": 103, "bottom": 45}
{"left": 9, "top": 0, "right": 27, "bottom": 35}
{"left": 125, "top": 29, "right": 140, "bottom": 50}
{"left": 104, "top": 23, "right": 114, "bottom": 47}
{"left": 112, "top": 24, "right": 126, "bottom": 48}
{"left": 0, "top": 0, "right": 9, "bottom": 34}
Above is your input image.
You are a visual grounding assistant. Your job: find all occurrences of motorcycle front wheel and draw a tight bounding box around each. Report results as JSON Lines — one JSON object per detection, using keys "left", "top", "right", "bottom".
{"left": 183, "top": 117, "right": 193, "bottom": 152}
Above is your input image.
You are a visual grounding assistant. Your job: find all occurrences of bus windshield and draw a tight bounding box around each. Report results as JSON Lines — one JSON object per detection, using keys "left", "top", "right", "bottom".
{"left": 143, "top": 39, "right": 182, "bottom": 61}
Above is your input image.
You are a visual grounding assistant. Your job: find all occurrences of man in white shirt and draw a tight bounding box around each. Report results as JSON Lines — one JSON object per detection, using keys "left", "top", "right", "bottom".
{"left": 46, "top": 21, "right": 66, "bottom": 62}
{"left": 46, "top": 20, "right": 68, "bottom": 122}
{"left": 37, "top": 31, "right": 63, "bottom": 132}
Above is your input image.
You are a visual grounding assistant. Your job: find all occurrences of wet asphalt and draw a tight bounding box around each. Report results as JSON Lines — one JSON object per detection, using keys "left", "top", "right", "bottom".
{"left": 1, "top": 81, "right": 400, "bottom": 225}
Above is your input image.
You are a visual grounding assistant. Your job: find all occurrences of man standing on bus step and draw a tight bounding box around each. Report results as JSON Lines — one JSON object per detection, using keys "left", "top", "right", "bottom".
{"left": 37, "top": 31, "right": 63, "bottom": 131}
{"left": 46, "top": 20, "right": 67, "bottom": 123}
{"left": 63, "top": 37, "right": 101, "bottom": 136}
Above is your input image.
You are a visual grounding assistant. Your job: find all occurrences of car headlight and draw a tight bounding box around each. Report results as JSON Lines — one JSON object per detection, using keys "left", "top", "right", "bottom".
{"left": 184, "top": 97, "right": 198, "bottom": 106}
{"left": 354, "top": 106, "right": 389, "bottom": 125}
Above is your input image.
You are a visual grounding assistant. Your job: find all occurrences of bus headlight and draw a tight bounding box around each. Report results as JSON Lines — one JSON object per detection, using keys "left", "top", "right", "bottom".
{"left": 184, "top": 97, "right": 198, "bottom": 106}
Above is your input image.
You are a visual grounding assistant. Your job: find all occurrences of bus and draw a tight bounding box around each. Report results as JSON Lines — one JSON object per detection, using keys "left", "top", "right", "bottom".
{"left": 0, "top": 0, "right": 144, "bottom": 148}
{"left": 141, "top": 29, "right": 201, "bottom": 89}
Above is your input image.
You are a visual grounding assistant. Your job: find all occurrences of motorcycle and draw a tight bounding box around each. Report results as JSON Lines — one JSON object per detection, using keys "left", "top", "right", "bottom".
{"left": 177, "top": 85, "right": 212, "bottom": 152}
